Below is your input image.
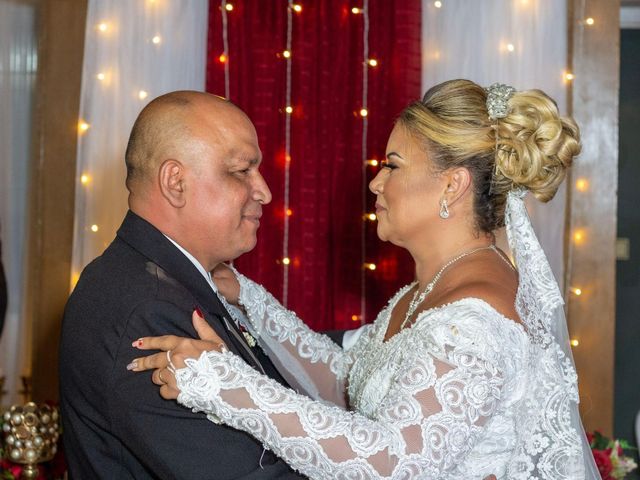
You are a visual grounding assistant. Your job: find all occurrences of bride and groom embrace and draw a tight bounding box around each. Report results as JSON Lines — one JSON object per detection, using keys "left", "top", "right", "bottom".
{"left": 59, "top": 83, "right": 599, "bottom": 479}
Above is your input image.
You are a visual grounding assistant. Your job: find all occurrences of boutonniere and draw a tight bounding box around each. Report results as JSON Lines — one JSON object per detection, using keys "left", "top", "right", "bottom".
{"left": 238, "top": 323, "right": 257, "bottom": 348}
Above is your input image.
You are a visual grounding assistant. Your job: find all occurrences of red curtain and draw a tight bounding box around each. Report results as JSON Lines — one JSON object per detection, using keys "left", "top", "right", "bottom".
{"left": 206, "top": 1, "right": 421, "bottom": 331}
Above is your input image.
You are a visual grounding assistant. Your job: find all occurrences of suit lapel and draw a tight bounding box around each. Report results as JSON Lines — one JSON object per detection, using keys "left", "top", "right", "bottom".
{"left": 116, "top": 211, "right": 263, "bottom": 371}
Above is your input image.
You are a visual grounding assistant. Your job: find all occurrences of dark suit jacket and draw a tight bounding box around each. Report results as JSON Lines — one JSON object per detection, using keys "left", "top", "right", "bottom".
{"left": 59, "top": 211, "right": 303, "bottom": 479}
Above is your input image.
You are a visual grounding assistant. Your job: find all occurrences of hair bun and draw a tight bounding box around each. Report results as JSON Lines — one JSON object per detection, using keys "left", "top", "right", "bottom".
{"left": 493, "top": 89, "right": 581, "bottom": 202}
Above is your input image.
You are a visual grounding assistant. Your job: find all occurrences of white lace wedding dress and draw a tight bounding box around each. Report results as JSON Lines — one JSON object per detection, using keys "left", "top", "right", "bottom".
{"left": 175, "top": 191, "right": 601, "bottom": 480}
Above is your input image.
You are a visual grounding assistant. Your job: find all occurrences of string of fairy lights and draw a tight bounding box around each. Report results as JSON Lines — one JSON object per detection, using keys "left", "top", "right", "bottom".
{"left": 359, "top": 0, "right": 372, "bottom": 325}
{"left": 214, "top": 2, "right": 377, "bottom": 320}
{"left": 76, "top": 0, "right": 595, "bottom": 333}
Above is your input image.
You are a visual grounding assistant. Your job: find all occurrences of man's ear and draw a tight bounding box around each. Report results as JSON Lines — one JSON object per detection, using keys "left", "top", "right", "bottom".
{"left": 442, "top": 167, "right": 472, "bottom": 206}
{"left": 158, "top": 159, "right": 187, "bottom": 208}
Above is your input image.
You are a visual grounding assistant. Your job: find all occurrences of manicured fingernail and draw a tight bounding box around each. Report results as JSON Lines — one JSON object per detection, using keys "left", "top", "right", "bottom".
{"left": 126, "top": 361, "right": 138, "bottom": 371}
{"left": 194, "top": 307, "right": 204, "bottom": 318}
{"left": 131, "top": 339, "right": 143, "bottom": 347}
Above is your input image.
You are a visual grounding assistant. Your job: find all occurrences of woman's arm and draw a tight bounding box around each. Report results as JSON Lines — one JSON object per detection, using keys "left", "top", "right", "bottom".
{"left": 174, "top": 343, "right": 503, "bottom": 480}
{"left": 217, "top": 267, "right": 370, "bottom": 406}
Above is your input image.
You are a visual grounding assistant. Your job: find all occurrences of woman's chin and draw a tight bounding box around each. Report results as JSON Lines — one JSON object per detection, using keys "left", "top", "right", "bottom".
{"left": 376, "top": 226, "right": 389, "bottom": 242}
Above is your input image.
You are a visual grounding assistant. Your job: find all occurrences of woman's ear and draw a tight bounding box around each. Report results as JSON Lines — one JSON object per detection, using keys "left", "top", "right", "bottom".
{"left": 158, "top": 159, "right": 187, "bottom": 208}
{"left": 442, "top": 167, "right": 472, "bottom": 207}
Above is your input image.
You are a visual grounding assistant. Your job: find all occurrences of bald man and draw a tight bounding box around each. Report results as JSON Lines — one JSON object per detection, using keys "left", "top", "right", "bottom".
{"left": 59, "top": 92, "right": 303, "bottom": 479}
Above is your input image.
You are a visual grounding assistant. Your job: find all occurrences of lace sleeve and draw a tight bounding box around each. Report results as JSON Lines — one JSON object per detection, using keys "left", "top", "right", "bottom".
{"left": 176, "top": 342, "right": 504, "bottom": 479}
{"left": 236, "top": 273, "right": 369, "bottom": 407}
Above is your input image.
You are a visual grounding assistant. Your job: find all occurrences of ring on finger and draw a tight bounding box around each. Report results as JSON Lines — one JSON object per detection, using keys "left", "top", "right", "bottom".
{"left": 167, "top": 350, "right": 177, "bottom": 374}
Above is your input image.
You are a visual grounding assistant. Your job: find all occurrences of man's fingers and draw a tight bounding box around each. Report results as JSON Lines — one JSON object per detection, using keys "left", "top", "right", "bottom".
{"left": 192, "top": 310, "right": 222, "bottom": 343}
{"left": 132, "top": 335, "right": 180, "bottom": 351}
{"left": 127, "top": 352, "right": 167, "bottom": 372}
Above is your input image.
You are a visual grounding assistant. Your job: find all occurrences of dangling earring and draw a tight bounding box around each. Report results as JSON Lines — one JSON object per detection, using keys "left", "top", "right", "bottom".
{"left": 439, "top": 198, "right": 450, "bottom": 219}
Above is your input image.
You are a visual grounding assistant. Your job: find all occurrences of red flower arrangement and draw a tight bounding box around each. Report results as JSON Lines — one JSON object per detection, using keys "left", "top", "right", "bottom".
{"left": 588, "top": 430, "right": 638, "bottom": 480}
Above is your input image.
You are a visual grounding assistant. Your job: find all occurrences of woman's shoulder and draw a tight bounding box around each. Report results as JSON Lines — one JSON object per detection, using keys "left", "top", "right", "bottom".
{"left": 411, "top": 296, "right": 529, "bottom": 366}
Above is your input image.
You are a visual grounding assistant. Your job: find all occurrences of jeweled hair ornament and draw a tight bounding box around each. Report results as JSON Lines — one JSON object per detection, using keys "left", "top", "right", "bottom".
{"left": 486, "top": 83, "right": 516, "bottom": 120}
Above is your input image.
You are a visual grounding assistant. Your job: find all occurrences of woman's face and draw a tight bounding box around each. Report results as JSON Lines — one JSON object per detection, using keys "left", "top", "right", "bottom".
{"left": 369, "top": 123, "right": 446, "bottom": 247}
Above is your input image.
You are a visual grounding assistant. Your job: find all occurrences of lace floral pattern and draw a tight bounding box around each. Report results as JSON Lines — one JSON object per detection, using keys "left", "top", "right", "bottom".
{"left": 503, "top": 190, "right": 589, "bottom": 479}
{"left": 177, "top": 288, "right": 531, "bottom": 479}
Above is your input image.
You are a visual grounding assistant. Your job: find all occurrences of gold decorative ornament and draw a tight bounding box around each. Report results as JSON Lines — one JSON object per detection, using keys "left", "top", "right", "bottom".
{"left": 2, "top": 402, "right": 61, "bottom": 479}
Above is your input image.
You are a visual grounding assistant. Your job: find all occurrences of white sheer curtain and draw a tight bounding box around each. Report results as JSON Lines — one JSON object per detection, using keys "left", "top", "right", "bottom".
{"left": 422, "top": 0, "right": 569, "bottom": 284}
{"left": 0, "top": 0, "right": 38, "bottom": 404}
{"left": 71, "top": 0, "right": 209, "bottom": 283}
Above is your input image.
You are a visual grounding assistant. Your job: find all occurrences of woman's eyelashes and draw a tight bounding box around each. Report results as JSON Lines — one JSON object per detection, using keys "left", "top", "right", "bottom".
{"left": 381, "top": 159, "right": 398, "bottom": 170}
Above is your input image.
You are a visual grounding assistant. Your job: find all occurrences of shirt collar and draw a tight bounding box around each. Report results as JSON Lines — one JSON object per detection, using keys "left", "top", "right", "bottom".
{"left": 162, "top": 234, "right": 217, "bottom": 293}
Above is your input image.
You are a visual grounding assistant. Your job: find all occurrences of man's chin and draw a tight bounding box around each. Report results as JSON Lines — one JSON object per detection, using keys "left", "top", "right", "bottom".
{"left": 228, "top": 236, "right": 258, "bottom": 261}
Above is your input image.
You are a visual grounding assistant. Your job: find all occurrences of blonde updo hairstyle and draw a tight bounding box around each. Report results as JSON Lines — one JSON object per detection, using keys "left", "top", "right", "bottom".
{"left": 398, "top": 79, "right": 581, "bottom": 232}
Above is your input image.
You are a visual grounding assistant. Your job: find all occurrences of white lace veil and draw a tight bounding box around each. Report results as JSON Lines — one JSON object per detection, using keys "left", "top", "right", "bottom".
{"left": 504, "top": 189, "right": 601, "bottom": 479}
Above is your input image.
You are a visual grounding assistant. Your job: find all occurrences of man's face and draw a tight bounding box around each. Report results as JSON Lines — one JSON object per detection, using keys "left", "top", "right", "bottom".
{"left": 182, "top": 109, "right": 271, "bottom": 269}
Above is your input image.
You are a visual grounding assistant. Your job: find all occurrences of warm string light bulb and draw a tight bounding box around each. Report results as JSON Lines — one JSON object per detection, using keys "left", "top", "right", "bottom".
{"left": 365, "top": 213, "right": 377, "bottom": 221}
{"left": 224, "top": 3, "right": 233, "bottom": 11}
{"left": 575, "top": 178, "right": 589, "bottom": 192}
{"left": 97, "top": 22, "right": 109, "bottom": 32}
{"left": 359, "top": 108, "right": 368, "bottom": 117}
{"left": 282, "top": 50, "right": 291, "bottom": 59}
{"left": 506, "top": 43, "right": 515, "bottom": 52}
{"left": 434, "top": 1, "right": 442, "bottom": 8}
{"left": 570, "top": 287, "right": 583, "bottom": 296}
{"left": 570, "top": 339, "right": 579, "bottom": 347}
{"left": 351, "top": 314, "right": 359, "bottom": 321}
{"left": 80, "top": 174, "right": 91, "bottom": 185}
{"left": 90, "top": 224, "right": 99, "bottom": 232}
{"left": 364, "top": 263, "right": 376, "bottom": 271}
{"left": 78, "top": 121, "right": 90, "bottom": 133}
{"left": 285, "top": 106, "right": 293, "bottom": 114}
{"left": 286, "top": 208, "right": 293, "bottom": 217}
{"left": 585, "top": 17, "right": 595, "bottom": 25}
{"left": 366, "top": 159, "right": 379, "bottom": 167}
{"left": 292, "top": 4, "right": 302, "bottom": 12}
{"left": 218, "top": 53, "right": 227, "bottom": 63}
{"left": 564, "top": 72, "right": 575, "bottom": 81}
{"left": 138, "top": 90, "right": 148, "bottom": 100}
{"left": 573, "top": 229, "right": 586, "bottom": 244}
{"left": 96, "top": 72, "right": 106, "bottom": 81}
{"left": 351, "top": 7, "right": 362, "bottom": 14}
{"left": 282, "top": 257, "right": 291, "bottom": 265}
{"left": 367, "top": 58, "right": 378, "bottom": 67}
{"left": 152, "top": 35, "right": 162, "bottom": 44}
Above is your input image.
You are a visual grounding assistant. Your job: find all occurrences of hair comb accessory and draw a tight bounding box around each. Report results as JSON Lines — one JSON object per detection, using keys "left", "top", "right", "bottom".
{"left": 486, "top": 83, "right": 516, "bottom": 120}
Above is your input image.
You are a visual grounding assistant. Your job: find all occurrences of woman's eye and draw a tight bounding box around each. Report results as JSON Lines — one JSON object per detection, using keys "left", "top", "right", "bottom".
{"left": 381, "top": 160, "right": 398, "bottom": 170}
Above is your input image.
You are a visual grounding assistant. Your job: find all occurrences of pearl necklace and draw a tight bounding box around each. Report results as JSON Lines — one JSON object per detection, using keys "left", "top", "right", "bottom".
{"left": 401, "top": 244, "right": 497, "bottom": 329}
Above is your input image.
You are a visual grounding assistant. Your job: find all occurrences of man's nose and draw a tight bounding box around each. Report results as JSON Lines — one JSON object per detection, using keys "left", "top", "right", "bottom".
{"left": 253, "top": 171, "right": 272, "bottom": 205}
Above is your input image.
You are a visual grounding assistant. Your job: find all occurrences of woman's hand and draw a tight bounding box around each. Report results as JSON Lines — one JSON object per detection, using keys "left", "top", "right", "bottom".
{"left": 212, "top": 263, "right": 240, "bottom": 305}
{"left": 127, "top": 309, "right": 227, "bottom": 399}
